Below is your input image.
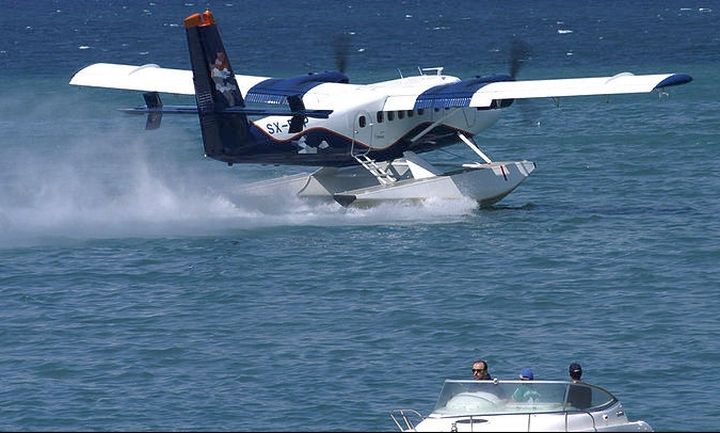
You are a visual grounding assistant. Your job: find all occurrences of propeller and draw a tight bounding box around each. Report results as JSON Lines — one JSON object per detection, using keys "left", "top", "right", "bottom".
{"left": 509, "top": 39, "right": 532, "bottom": 79}
{"left": 333, "top": 33, "right": 351, "bottom": 74}
{"left": 507, "top": 38, "right": 542, "bottom": 126}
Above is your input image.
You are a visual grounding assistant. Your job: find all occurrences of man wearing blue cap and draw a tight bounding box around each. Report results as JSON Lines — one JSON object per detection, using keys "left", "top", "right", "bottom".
{"left": 520, "top": 367, "right": 534, "bottom": 380}
{"left": 512, "top": 367, "right": 541, "bottom": 402}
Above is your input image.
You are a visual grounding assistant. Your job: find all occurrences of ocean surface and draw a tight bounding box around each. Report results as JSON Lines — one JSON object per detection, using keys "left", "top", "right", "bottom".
{"left": 1, "top": 1, "right": 718, "bottom": 431}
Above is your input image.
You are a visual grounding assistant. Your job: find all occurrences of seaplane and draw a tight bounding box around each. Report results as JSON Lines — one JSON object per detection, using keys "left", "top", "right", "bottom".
{"left": 69, "top": 9, "right": 692, "bottom": 207}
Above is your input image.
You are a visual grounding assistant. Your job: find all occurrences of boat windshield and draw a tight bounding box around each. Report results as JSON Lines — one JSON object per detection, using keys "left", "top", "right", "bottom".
{"left": 430, "top": 380, "right": 617, "bottom": 417}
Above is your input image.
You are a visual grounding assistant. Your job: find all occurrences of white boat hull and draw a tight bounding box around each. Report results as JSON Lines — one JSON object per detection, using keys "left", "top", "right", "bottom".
{"left": 390, "top": 380, "right": 653, "bottom": 433}
{"left": 412, "top": 409, "right": 653, "bottom": 432}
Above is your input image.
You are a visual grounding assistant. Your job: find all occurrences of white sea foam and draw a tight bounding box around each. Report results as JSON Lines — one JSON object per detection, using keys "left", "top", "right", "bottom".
{"left": 0, "top": 91, "right": 477, "bottom": 246}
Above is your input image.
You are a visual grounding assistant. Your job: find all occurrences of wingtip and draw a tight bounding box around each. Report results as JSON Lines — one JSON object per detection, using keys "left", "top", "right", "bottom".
{"left": 655, "top": 73, "right": 693, "bottom": 89}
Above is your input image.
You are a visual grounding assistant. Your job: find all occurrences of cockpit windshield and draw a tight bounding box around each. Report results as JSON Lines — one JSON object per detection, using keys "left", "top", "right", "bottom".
{"left": 431, "top": 380, "right": 616, "bottom": 417}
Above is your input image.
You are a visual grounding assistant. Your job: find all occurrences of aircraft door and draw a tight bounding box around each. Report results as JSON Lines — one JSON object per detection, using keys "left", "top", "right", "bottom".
{"left": 351, "top": 111, "right": 373, "bottom": 156}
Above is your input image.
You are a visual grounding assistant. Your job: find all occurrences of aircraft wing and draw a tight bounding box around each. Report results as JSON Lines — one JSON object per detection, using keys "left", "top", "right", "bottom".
{"left": 71, "top": 64, "right": 692, "bottom": 112}
{"left": 470, "top": 73, "right": 692, "bottom": 106}
{"left": 382, "top": 72, "right": 692, "bottom": 111}
{"left": 69, "top": 63, "right": 270, "bottom": 96}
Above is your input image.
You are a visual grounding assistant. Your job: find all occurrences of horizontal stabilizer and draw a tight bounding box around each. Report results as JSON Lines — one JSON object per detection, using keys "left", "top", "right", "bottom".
{"left": 120, "top": 105, "right": 332, "bottom": 118}
{"left": 119, "top": 105, "right": 197, "bottom": 115}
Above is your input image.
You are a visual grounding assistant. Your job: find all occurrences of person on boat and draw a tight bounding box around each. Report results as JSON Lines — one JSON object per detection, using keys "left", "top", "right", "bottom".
{"left": 471, "top": 359, "right": 492, "bottom": 380}
{"left": 512, "top": 367, "right": 541, "bottom": 403}
{"left": 566, "top": 362, "right": 592, "bottom": 409}
{"left": 568, "top": 362, "right": 583, "bottom": 382}
{"left": 471, "top": 359, "right": 509, "bottom": 400}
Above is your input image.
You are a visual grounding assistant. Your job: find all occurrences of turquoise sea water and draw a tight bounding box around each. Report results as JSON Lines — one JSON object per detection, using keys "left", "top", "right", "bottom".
{"left": 1, "top": 1, "right": 719, "bottom": 431}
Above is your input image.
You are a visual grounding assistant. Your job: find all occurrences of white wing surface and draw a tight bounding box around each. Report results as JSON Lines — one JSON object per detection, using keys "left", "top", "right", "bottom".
{"left": 469, "top": 73, "right": 692, "bottom": 107}
{"left": 70, "top": 63, "right": 691, "bottom": 113}
{"left": 380, "top": 72, "right": 692, "bottom": 111}
{"left": 69, "top": 63, "right": 269, "bottom": 96}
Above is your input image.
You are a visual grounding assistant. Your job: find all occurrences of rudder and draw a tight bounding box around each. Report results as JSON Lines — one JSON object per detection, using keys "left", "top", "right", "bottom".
{"left": 184, "top": 10, "right": 254, "bottom": 162}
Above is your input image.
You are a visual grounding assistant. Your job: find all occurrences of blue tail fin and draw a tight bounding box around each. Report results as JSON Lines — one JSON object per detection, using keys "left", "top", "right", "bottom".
{"left": 184, "top": 10, "right": 254, "bottom": 163}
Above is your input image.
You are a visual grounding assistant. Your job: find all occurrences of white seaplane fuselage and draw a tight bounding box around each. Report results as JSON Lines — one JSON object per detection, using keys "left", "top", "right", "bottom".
{"left": 241, "top": 72, "right": 530, "bottom": 207}
{"left": 255, "top": 73, "right": 503, "bottom": 153}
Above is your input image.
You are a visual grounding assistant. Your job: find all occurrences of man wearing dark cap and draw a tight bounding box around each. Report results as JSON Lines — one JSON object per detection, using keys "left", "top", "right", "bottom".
{"left": 566, "top": 362, "right": 592, "bottom": 409}
{"left": 569, "top": 362, "right": 583, "bottom": 382}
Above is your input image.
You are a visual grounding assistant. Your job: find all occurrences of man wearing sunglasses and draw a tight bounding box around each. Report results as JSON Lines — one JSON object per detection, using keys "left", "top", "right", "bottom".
{"left": 471, "top": 359, "right": 493, "bottom": 380}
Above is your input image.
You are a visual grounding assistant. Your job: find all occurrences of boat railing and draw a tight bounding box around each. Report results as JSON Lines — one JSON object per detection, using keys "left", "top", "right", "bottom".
{"left": 390, "top": 408, "right": 424, "bottom": 432}
{"left": 444, "top": 410, "right": 597, "bottom": 432}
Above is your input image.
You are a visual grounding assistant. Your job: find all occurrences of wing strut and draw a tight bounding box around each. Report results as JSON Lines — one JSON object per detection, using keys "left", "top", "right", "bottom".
{"left": 457, "top": 132, "right": 493, "bottom": 163}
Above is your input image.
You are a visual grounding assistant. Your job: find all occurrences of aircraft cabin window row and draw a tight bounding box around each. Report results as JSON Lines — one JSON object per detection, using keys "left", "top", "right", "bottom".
{"left": 367, "top": 109, "right": 428, "bottom": 126}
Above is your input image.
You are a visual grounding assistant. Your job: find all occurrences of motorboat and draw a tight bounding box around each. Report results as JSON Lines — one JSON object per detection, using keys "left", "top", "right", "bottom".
{"left": 390, "top": 379, "right": 652, "bottom": 432}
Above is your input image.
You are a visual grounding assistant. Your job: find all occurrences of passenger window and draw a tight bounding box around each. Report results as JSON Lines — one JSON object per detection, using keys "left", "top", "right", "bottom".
{"left": 398, "top": 110, "right": 405, "bottom": 119}
{"left": 376, "top": 112, "right": 384, "bottom": 123}
{"left": 407, "top": 110, "right": 414, "bottom": 117}
{"left": 388, "top": 111, "right": 395, "bottom": 121}
{"left": 359, "top": 116, "right": 366, "bottom": 128}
